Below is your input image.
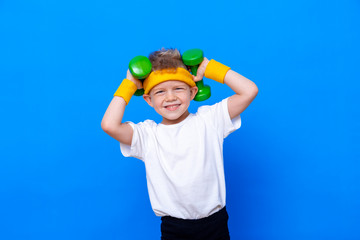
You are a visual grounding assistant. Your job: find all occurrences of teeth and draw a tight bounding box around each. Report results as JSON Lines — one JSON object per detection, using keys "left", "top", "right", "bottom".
{"left": 165, "top": 104, "right": 179, "bottom": 110}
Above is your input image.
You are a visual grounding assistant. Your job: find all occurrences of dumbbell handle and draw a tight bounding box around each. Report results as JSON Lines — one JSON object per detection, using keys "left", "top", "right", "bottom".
{"left": 189, "top": 65, "right": 205, "bottom": 88}
{"left": 182, "top": 49, "right": 211, "bottom": 101}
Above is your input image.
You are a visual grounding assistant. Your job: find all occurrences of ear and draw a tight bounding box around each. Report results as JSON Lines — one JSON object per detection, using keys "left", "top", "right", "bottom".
{"left": 143, "top": 94, "right": 154, "bottom": 107}
{"left": 190, "top": 86, "right": 198, "bottom": 100}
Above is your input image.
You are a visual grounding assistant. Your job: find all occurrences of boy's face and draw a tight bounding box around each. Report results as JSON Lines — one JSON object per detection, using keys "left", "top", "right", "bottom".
{"left": 143, "top": 80, "right": 198, "bottom": 125}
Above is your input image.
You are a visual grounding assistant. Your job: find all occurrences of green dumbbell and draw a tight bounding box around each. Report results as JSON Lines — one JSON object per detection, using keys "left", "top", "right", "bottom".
{"left": 128, "top": 56, "right": 152, "bottom": 96}
{"left": 182, "top": 49, "right": 211, "bottom": 101}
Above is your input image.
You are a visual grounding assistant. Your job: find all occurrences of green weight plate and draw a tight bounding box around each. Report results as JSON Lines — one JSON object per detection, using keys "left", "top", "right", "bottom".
{"left": 182, "top": 49, "right": 204, "bottom": 66}
{"left": 129, "top": 56, "right": 152, "bottom": 79}
{"left": 134, "top": 88, "right": 145, "bottom": 96}
{"left": 194, "top": 85, "right": 211, "bottom": 101}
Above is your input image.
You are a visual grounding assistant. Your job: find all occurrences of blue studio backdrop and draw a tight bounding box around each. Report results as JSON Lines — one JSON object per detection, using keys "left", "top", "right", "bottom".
{"left": 1, "top": 0, "right": 359, "bottom": 239}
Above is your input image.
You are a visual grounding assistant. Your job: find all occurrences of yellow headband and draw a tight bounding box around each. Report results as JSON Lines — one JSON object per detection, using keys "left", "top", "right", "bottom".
{"left": 143, "top": 68, "right": 196, "bottom": 94}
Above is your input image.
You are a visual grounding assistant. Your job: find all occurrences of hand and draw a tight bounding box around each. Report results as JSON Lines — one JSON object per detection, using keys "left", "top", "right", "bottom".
{"left": 126, "top": 69, "right": 143, "bottom": 89}
{"left": 193, "top": 57, "right": 210, "bottom": 82}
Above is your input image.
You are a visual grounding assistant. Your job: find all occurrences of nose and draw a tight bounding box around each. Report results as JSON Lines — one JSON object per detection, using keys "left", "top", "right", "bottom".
{"left": 165, "top": 90, "right": 177, "bottom": 101}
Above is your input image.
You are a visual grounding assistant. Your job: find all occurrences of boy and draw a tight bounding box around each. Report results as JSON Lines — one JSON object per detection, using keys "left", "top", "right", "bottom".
{"left": 101, "top": 48, "right": 258, "bottom": 240}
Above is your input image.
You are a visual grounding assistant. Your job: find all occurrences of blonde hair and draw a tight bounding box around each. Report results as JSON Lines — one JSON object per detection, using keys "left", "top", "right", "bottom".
{"left": 148, "top": 48, "right": 187, "bottom": 71}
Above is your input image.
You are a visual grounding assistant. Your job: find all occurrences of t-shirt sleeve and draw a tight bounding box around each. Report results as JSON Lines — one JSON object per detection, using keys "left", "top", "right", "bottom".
{"left": 198, "top": 98, "right": 241, "bottom": 138}
{"left": 119, "top": 121, "right": 151, "bottom": 161}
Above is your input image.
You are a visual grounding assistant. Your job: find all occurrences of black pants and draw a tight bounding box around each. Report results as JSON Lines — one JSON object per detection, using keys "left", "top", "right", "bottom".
{"left": 161, "top": 207, "right": 230, "bottom": 240}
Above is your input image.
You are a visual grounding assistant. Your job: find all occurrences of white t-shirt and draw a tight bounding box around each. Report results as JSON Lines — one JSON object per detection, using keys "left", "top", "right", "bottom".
{"left": 120, "top": 98, "right": 241, "bottom": 219}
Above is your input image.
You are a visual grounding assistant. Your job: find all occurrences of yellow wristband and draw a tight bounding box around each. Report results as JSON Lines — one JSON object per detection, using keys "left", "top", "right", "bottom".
{"left": 113, "top": 79, "right": 137, "bottom": 105}
{"left": 204, "top": 59, "right": 231, "bottom": 84}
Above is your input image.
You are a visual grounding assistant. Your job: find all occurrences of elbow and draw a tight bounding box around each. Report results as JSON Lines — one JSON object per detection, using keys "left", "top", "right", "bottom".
{"left": 252, "top": 85, "right": 259, "bottom": 98}
{"left": 101, "top": 120, "right": 112, "bottom": 134}
{"left": 247, "top": 84, "right": 258, "bottom": 100}
{"left": 101, "top": 119, "right": 123, "bottom": 136}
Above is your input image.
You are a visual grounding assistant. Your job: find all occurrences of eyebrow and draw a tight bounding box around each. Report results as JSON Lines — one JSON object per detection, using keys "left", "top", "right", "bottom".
{"left": 152, "top": 82, "right": 187, "bottom": 92}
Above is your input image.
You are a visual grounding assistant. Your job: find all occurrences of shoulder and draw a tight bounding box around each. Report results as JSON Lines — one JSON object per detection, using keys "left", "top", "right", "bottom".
{"left": 126, "top": 119, "right": 159, "bottom": 136}
{"left": 139, "top": 119, "right": 158, "bottom": 127}
{"left": 128, "top": 119, "right": 158, "bottom": 128}
{"left": 196, "top": 98, "right": 229, "bottom": 116}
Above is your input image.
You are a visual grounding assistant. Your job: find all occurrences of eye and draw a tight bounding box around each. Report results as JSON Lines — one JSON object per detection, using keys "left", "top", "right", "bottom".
{"left": 175, "top": 87, "right": 185, "bottom": 91}
{"left": 155, "top": 90, "right": 164, "bottom": 95}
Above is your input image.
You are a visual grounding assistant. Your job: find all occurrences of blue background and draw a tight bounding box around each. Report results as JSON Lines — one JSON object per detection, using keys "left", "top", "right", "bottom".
{"left": 1, "top": 0, "right": 359, "bottom": 239}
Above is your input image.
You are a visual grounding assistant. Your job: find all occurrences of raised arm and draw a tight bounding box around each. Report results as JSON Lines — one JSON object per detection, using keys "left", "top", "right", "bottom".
{"left": 195, "top": 58, "right": 258, "bottom": 119}
{"left": 101, "top": 70, "right": 142, "bottom": 145}
{"left": 224, "top": 70, "right": 258, "bottom": 119}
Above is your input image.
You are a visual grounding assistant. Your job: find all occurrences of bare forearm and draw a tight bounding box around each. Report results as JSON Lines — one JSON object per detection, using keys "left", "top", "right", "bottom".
{"left": 224, "top": 70, "right": 258, "bottom": 97}
{"left": 101, "top": 97, "right": 127, "bottom": 133}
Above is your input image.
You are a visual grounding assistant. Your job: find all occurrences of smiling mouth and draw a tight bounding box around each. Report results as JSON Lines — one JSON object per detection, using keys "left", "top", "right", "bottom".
{"left": 164, "top": 104, "right": 180, "bottom": 111}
